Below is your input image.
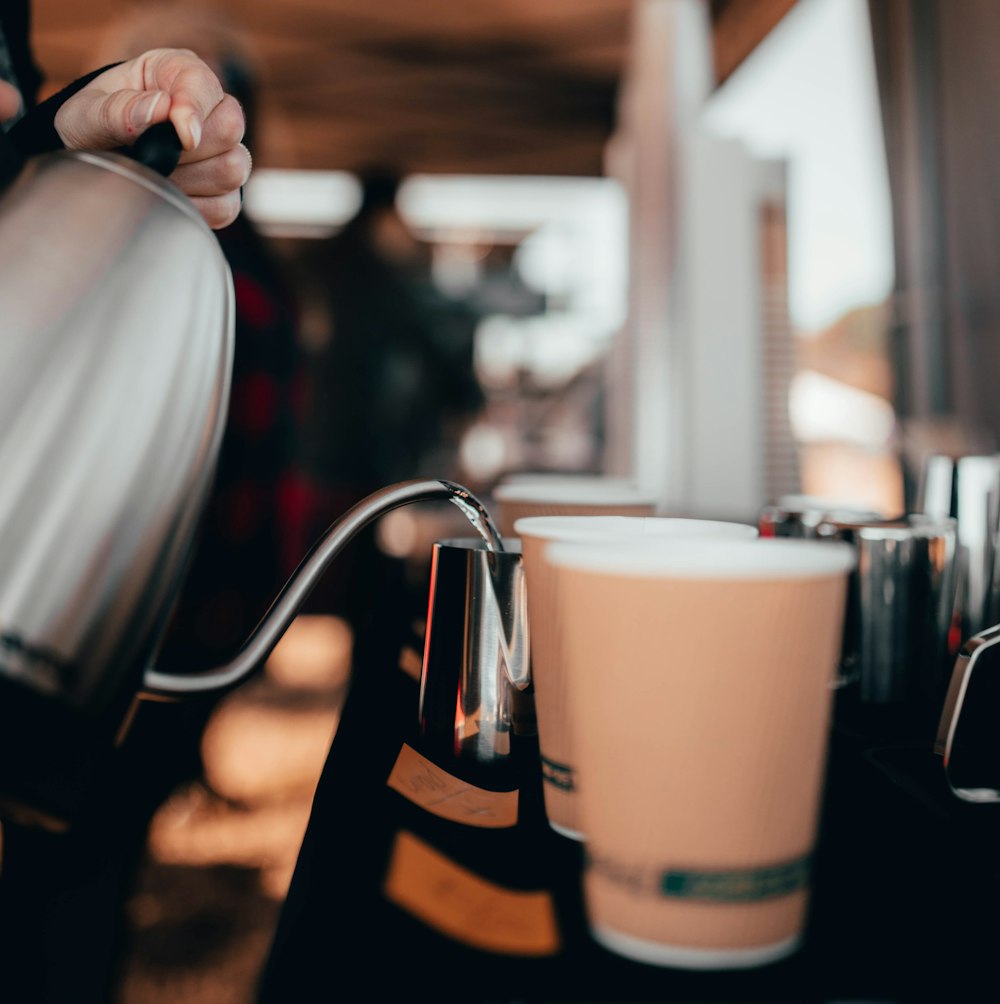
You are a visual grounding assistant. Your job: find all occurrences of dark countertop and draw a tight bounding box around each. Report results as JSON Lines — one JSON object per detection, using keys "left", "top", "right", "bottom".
{"left": 258, "top": 621, "right": 1000, "bottom": 1003}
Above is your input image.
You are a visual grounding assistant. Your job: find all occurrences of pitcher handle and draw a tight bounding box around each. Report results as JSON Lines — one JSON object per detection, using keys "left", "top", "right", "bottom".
{"left": 937, "top": 623, "right": 1000, "bottom": 803}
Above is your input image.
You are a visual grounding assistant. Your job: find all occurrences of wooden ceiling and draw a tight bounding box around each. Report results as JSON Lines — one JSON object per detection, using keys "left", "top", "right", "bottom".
{"left": 29, "top": 0, "right": 796, "bottom": 176}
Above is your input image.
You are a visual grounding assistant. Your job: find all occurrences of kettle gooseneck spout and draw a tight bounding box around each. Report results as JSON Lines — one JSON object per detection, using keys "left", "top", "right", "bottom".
{"left": 140, "top": 479, "right": 504, "bottom": 700}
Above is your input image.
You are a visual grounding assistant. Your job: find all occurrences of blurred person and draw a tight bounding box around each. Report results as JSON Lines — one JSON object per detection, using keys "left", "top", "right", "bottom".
{"left": 0, "top": 2, "right": 249, "bottom": 223}
{"left": 291, "top": 165, "right": 486, "bottom": 641}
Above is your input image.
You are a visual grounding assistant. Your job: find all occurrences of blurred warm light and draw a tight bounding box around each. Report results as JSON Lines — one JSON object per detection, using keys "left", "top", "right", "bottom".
{"left": 399, "top": 174, "right": 625, "bottom": 243}
{"left": 473, "top": 315, "right": 523, "bottom": 389}
{"left": 376, "top": 506, "right": 483, "bottom": 561}
{"left": 138, "top": 615, "right": 356, "bottom": 925}
{"left": 431, "top": 239, "right": 492, "bottom": 297}
{"left": 474, "top": 313, "right": 610, "bottom": 389}
{"left": 523, "top": 314, "right": 611, "bottom": 387}
{"left": 789, "top": 369, "right": 895, "bottom": 446}
{"left": 398, "top": 644, "right": 423, "bottom": 683}
{"left": 243, "top": 169, "right": 361, "bottom": 233}
{"left": 265, "top": 614, "right": 353, "bottom": 692}
{"left": 541, "top": 420, "right": 601, "bottom": 470}
{"left": 246, "top": 170, "right": 627, "bottom": 270}
{"left": 515, "top": 223, "right": 588, "bottom": 298}
{"left": 799, "top": 441, "right": 904, "bottom": 516}
{"left": 147, "top": 782, "right": 313, "bottom": 902}
{"left": 459, "top": 423, "right": 508, "bottom": 482}
{"left": 148, "top": 784, "right": 305, "bottom": 868}
{"left": 261, "top": 858, "right": 300, "bottom": 902}
{"left": 200, "top": 695, "right": 340, "bottom": 805}
{"left": 376, "top": 509, "right": 420, "bottom": 558}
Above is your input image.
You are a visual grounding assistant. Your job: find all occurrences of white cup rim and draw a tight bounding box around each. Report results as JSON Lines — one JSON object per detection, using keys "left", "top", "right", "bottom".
{"left": 819, "top": 514, "right": 957, "bottom": 541}
{"left": 546, "top": 537, "right": 857, "bottom": 580}
{"left": 768, "top": 494, "right": 882, "bottom": 516}
{"left": 495, "top": 478, "right": 657, "bottom": 505}
{"left": 514, "top": 515, "right": 757, "bottom": 543}
{"left": 498, "top": 472, "right": 641, "bottom": 485}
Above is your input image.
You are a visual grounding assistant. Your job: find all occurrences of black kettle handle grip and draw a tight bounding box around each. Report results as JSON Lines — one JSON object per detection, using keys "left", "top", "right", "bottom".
{"left": 120, "top": 121, "right": 183, "bottom": 177}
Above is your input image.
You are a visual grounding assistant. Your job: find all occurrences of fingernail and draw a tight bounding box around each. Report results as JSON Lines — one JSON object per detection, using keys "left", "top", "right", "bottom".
{"left": 186, "top": 114, "right": 202, "bottom": 149}
{"left": 130, "top": 91, "right": 165, "bottom": 130}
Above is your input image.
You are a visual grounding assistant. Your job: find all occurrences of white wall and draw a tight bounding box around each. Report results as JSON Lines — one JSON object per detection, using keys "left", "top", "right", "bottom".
{"left": 605, "top": 0, "right": 774, "bottom": 521}
{"left": 684, "top": 133, "right": 766, "bottom": 518}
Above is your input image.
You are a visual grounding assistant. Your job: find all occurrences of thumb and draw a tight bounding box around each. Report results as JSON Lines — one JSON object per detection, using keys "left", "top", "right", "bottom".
{"left": 55, "top": 88, "right": 169, "bottom": 150}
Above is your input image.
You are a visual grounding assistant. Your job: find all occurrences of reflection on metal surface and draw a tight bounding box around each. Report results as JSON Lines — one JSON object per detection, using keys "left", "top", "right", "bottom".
{"left": 0, "top": 147, "right": 234, "bottom": 713}
{"left": 419, "top": 537, "right": 532, "bottom": 768}
{"left": 937, "top": 625, "right": 1000, "bottom": 802}
{"left": 815, "top": 515, "right": 958, "bottom": 705}
{"left": 916, "top": 454, "right": 1000, "bottom": 643}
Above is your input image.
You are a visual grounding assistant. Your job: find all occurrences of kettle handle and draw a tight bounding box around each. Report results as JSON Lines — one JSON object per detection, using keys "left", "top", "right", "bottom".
{"left": 119, "top": 121, "right": 183, "bottom": 177}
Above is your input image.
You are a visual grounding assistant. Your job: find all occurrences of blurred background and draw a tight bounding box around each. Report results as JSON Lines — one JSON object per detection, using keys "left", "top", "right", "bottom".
{"left": 16, "top": 0, "right": 1000, "bottom": 999}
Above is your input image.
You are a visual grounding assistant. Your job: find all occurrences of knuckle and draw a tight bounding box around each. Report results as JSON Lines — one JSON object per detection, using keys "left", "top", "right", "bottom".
{"left": 217, "top": 192, "right": 242, "bottom": 229}
{"left": 203, "top": 192, "right": 241, "bottom": 230}
{"left": 215, "top": 95, "right": 247, "bottom": 144}
{"left": 149, "top": 46, "right": 199, "bottom": 64}
{"left": 232, "top": 144, "right": 253, "bottom": 187}
{"left": 101, "top": 95, "right": 124, "bottom": 137}
{"left": 213, "top": 146, "right": 251, "bottom": 190}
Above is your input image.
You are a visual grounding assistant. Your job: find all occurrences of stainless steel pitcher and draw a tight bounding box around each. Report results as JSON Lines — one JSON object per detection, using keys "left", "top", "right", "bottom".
{"left": 814, "top": 515, "right": 958, "bottom": 707}
{"left": 418, "top": 537, "right": 531, "bottom": 771}
{"left": 916, "top": 453, "right": 1000, "bottom": 643}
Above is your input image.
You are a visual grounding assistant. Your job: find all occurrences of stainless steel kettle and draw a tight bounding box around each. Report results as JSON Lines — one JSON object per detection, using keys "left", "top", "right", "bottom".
{"left": 0, "top": 130, "right": 235, "bottom": 825}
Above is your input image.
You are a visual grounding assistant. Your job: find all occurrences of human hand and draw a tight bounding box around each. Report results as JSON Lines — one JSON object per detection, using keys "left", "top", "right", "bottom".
{"left": 53, "top": 48, "right": 250, "bottom": 229}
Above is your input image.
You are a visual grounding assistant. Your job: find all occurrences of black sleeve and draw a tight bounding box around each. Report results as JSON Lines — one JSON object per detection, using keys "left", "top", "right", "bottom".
{"left": 3, "top": 0, "right": 42, "bottom": 113}
{"left": 1, "top": 63, "right": 122, "bottom": 193}
{"left": 0, "top": 131, "right": 21, "bottom": 192}
{"left": 7, "top": 64, "right": 121, "bottom": 159}
{"left": 0, "top": 0, "right": 39, "bottom": 190}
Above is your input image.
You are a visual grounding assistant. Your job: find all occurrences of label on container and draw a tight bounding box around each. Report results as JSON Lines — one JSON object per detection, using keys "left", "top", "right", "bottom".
{"left": 660, "top": 857, "right": 812, "bottom": 901}
{"left": 540, "top": 754, "right": 575, "bottom": 792}
{"left": 387, "top": 743, "right": 518, "bottom": 828}
{"left": 383, "top": 829, "right": 560, "bottom": 956}
{"left": 586, "top": 848, "right": 812, "bottom": 902}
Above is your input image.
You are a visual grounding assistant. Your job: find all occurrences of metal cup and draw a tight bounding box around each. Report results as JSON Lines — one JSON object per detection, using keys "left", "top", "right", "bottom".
{"left": 758, "top": 495, "right": 883, "bottom": 538}
{"left": 915, "top": 453, "right": 1000, "bottom": 643}
{"left": 814, "top": 516, "right": 958, "bottom": 714}
{"left": 418, "top": 538, "right": 531, "bottom": 773}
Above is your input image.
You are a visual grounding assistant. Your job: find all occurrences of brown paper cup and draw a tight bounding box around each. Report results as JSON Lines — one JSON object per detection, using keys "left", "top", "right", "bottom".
{"left": 515, "top": 516, "right": 757, "bottom": 840}
{"left": 547, "top": 537, "right": 855, "bottom": 969}
{"left": 494, "top": 476, "right": 659, "bottom": 538}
